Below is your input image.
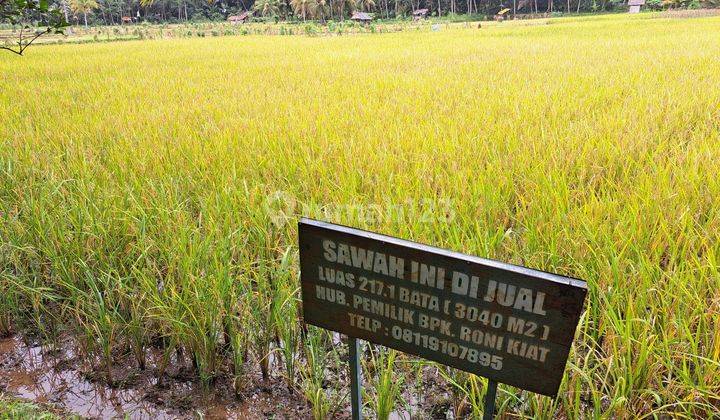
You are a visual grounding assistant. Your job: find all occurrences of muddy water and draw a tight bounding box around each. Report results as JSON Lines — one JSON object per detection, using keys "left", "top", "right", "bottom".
{"left": 1, "top": 333, "right": 456, "bottom": 419}
{"left": 0, "top": 335, "right": 312, "bottom": 419}
{"left": 0, "top": 336, "right": 175, "bottom": 418}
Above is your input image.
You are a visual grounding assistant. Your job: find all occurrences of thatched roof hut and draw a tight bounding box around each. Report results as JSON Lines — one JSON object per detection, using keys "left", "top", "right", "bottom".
{"left": 350, "top": 12, "right": 374, "bottom": 23}
{"left": 228, "top": 11, "right": 251, "bottom": 24}
{"left": 413, "top": 8, "right": 429, "bottom": 20}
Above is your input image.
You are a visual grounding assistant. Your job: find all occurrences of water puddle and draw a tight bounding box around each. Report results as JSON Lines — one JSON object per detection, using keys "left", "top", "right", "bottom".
{"left": 1, "top": 333, "right": 455, "bottom": 418}
{"left": 0, "top": 336, "right": 174, "bottom": 419}
{"left": 0, "top": 335, "right": 311, "bottom": 419}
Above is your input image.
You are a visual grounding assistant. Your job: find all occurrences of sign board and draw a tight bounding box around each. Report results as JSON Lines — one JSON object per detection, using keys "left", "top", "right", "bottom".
{"left": 298, "top": 219, "right": 587, "bottom": 397}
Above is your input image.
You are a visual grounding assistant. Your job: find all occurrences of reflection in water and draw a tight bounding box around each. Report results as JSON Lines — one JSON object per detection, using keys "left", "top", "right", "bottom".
{"left": 0, "top": 335, "right": 311, "bottom": 419}
{"left": 0, "top": 336, "right": 174, "bottom": 419}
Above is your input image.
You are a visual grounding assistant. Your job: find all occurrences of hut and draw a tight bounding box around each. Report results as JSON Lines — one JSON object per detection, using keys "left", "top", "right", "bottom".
{"left": 413, "top": 8, "right": 429, "bottom": 20}
{"left": 350, "top": 12, "right": 374, "bottom": 24}
{"left": 627, "top": 0, "right": 645, "bottom": 13}
{"left": 227, "top": 11, "right": 251, "bottom": 24}
{"left": 494, "top": 7, "right": 510, "bottom": 21}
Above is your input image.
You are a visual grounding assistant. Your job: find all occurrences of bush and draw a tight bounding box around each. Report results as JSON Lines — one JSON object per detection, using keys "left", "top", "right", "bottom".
{"left": 304, "top": 24, "right": 318, "bottom": 35}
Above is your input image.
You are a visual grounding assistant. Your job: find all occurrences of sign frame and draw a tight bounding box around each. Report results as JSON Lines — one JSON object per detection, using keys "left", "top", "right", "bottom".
{"left": 298, "top": 218, "right": 587, "bottom": 417}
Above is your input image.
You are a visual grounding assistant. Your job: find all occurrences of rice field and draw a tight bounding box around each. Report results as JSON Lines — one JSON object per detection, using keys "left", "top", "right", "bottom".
{"left": 1, "top": 13, "right": 720, "bottom": 418}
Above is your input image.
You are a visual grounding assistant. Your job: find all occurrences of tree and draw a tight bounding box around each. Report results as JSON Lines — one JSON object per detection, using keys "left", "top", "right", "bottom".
{"left": 69, "top": 0, "right": 97, "bottom": 26}
{"left": 289, "top": 0, "right": 315, "bottom": 20}
{"left": 314, "top": 0, "right": 327, "bottom": 20}
{"left": 5, "top": 0, "right": 667, "bottom": 29}
{"left": 0, "top": 0, "right": 68, "bottom": 55}
{"left": 353, "top": 0, "right": 374, "bottom": 11}
{"left": 253, "top": 0, "right": 281, "bottom": 17}
{"left": 333, "top": 0, "right": 348, "bottom": 19}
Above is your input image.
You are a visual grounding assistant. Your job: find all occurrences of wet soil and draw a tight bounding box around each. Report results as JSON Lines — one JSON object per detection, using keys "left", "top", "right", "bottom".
{"left": 0, "top": 333, "right": 462, "bottom": 419}
{"left": 0, "top": 334, "right": 312, "bottom": 419}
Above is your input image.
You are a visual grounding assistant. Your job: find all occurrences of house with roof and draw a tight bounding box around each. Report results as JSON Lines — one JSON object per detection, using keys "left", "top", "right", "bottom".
{"left": 227, "top": 11, "right": 251, "bottom": 24}
{"left": 350, "top": 12, "right": 374, "bottom": 24}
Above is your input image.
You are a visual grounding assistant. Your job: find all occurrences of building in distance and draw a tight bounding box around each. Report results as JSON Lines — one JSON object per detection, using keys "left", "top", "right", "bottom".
{"left": 413, "top": 9, "right": 429, "bottom": 20}
{"left": 351, "top": 12, "right": 374, "bottom": 24}
{"left": 628, "top": 0, "right": 645, "bottom": 13}
{"left": 227, "top": 11, "right": 251, "bottom": 24}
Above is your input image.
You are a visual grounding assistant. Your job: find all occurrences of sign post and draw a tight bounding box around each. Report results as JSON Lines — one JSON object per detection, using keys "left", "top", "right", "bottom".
{"left": 298, "top": 218, "right": 587, "bottom": 417}
{"left": 348, "top": 336, "right": 362, "bottom": 420}
{"left": 483, "top": 379, "right": 498, "bottom": 419}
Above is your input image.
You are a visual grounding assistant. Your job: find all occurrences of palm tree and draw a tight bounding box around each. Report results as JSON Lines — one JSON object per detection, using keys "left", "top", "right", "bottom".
{"left": 69, "top": 0, "right": 98, "bottom": 27}
{"left": 315, "top": 0, "right": 328, "bottom": 21}
{"left": 254, "top": 0, "right": 282, "bottom": 17}
{"left": 290, "top": 0, "right": 317, "bottom": 21}
{"left": 334, "top": 0, "right": 347, "bottom": 20}
{"left": 354, "top": 0, "right": 375, "bottom": 11}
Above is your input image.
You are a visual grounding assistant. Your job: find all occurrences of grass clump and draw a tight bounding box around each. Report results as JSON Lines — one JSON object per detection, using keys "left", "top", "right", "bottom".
{"left": 0, "top": 395, "right": 66, "bottom": 420}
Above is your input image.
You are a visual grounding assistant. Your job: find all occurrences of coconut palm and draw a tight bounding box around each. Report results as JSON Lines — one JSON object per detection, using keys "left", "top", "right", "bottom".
{"left": 290, "top": 0, "right": 317, "bottom": 21}
{"left": 253, "top": 0, "right": 282, "bottom": 17}
{"left": 315, "top": 0, "right": 328, "bottom": 21}
{"left": 69, "top": 0, "right": 98, "bottom": 27}
{"left": 353, "top": 0, "right": 375, "bottom": 11}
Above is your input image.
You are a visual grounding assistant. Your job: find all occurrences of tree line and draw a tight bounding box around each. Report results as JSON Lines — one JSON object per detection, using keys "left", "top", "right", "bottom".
{"left": 3, "top": 0, "right": 718, "bottom": 29}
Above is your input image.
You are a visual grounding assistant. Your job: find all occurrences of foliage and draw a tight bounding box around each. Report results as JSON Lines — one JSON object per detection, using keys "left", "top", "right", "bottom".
{"left": 69, "top": 0, "right": 98, "bottom": 27}
{"left": 6, "top": 0, "right": 720, "bottom": 28}
{"left": 366, "top": 348, "right": 404, "bottom": 420}
{"left": 290, "top": 0, "right": 318, "bottom": 20}
{"left": 0, "top": 395, "right": 61, "bottom": 419}
{"left": 0, "top": 0, "right": 67, "bottom": 55}
{"left": 354, "top": 0, "right": 375, "bottom": 11}
{"left": 253, "top": 0, "right": 282, "bottom": 17}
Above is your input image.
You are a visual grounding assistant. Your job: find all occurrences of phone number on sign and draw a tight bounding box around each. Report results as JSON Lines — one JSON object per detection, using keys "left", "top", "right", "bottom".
{"left": 390, "top": 326, "right": 503, "bottom": 370}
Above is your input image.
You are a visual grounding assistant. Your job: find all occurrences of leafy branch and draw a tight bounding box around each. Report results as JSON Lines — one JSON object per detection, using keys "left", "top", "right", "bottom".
{"left": 0, "top": 0, "right": 68, "bottom": 55}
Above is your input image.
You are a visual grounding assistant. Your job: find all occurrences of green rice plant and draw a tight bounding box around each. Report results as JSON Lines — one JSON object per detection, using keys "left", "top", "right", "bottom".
{"left": 0, "top": 293, "right": 11, "bottom": 336}
{"left": 2, "top": 273, "right": 60, "bottom": 342}
{"left": 65, "top": 269, "right": 124, "bottom": 386}
{"left": 463, "top": 375, "right": 488, "bottom": 418}
{"left": 275, "top": 306, "right": 300, "bottom": 390}
{"left": 300, "top": 328, "right": 332, "bottom": 419}
{"left": 366, "top": 348, "right": 403, "bottom": 420}
{"left": 0, "top": 259, "right": 18, "bottom": 338}
{"left": 272, "top": 266, "right": 301, "bottom": 390}
{"left": 436, "top": 367, "right": 476, "bottom": 417}
{"left": 246, "top": 259, "right": 277, "bottom": 380}
{"left": 119, "top": 284, "right": 148, "bottom": 370}
{"left": 226, "top": 297, "right": 250, "bottom": 396}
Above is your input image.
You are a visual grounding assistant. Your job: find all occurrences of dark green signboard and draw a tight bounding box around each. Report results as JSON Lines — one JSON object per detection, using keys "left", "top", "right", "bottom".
{"left": 298, "top": 218, "right": 587, "bottom": 397}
